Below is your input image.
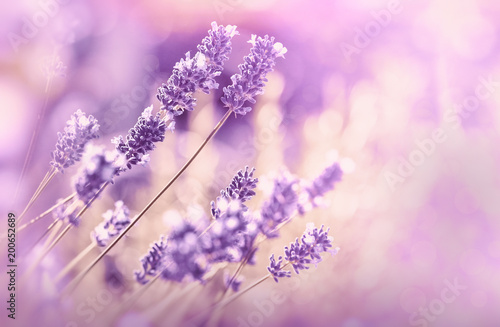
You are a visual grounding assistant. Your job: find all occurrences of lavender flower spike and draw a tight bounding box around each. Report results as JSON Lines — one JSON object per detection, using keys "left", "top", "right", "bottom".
{"left": 258, "top": 170, "right": 298, "bottom": 238}
{"left": 221, "top": 34, "right": 287, "bottom": 116}
{"left": 211, "top": 166, "right": 258, "bottom": 219}
{"left": 157, "top": 22, "right": 238, "bottom": 117}
{"left": 160, "top": 220, "right": 208, "bottom": 283}
{"left": 203, "top": 199, "right": 258, "bottom": 263}
{"left": 134, "top": 236, "right": 168, "bottom": 284}
{"left": 299, "top": 162, "right": 343, "bottom": 214}
{"left": 306, "top": 162, "right": 343, "bottom": 204}
{"left": 52, "top": 198, "right": 79, "bottom": 226}
{"left": 112, "top": 106, "right": 169, "bottom": 170}
{"left": 91, "top": 201, "right": 131, "bottom": 247}
{"left": 267, "top": 224, "right": 339, "bottom": 283}
{"left": 73, "top": 146, "right": 121, "bottom": 205}
{"left": 50, "top": 109, "right": 100, "bottom": 172}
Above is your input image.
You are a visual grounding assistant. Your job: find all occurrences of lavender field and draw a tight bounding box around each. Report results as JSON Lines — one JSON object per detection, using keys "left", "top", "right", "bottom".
{"left": 1, "top": 0, "right": 500, "bottom": 326}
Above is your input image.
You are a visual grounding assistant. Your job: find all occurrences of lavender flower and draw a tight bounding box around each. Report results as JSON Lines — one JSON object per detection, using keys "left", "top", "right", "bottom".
{"left": 268, "top": 224, "right": 339, "bottom": 283}
{"left": 73, "top": 146, "right": 120, "bottom": 204}
{"left": 41, "top": 55, "right": 67, "bottom": 78}
{"left": 211, "top": 166, "right": 258, "bottom": 219}
{"left": 157, "top": 22, "right": 238, "bottom": 117}
{"left": 203, "top": 200, "right": 259, "bottom": 264}
{"left": 160, "top": 220, "right": 208, "bottom": 283}
{"left": 50, "top": 109, "right": 100, "bottom": 172}
{"left": 134, "top": 236, "right": 168, "bottom": 284}
{"left": 112, "top": 106, "right": 169, "bottom": 170}
{"left": 91, "top": 201, "right": 131, "bottom": 247}
{"left": 52, "top": 198, "right": 79, "bottom": 226}
{"left": 306, "top": 163, "right": 343, "bottom": 204}
{"left": 223, "top": 270, "right": 244, "bottom": 292}
{"left": 221, "top": 35, "right": 287, "bottom": 115}
{"left": 267, "top": 254, "right": 291, "bottom": 282}
{"left": 258, "top": 171, "right": 298, "bottom": 238}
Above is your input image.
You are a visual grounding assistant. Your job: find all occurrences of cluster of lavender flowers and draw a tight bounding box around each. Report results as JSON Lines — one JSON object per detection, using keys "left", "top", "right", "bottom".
{"left": 135, "top": 166, "right": 259, "bottom": 284}
{"left": 135, "top": 163, "right": 342, "bottom": 285}
{"left": 39, "top": 22, "right": 342, "bottom": 307}
{"left": 91, "top": 201, "right": 131, "bottom": 247}
{"left": 268, "top": 224, "right": 340, "bottom": 282}
{"left": 46, "top": 22, "right": 243, "bottom": 226}
{"left": 157, "top": 22, "right": 238, "bottom": 118}
{"left": 49, "top": 21, "right": 286, "bottom": 202}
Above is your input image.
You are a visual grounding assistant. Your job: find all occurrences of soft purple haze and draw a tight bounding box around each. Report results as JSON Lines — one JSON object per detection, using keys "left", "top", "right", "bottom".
{"left": 1, "top": 0, "right": 500, "bottom": 326}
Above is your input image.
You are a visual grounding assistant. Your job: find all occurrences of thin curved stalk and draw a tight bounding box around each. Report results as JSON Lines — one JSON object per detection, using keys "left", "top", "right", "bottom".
{"left": 14, "top": 75, "right": 53, "bottom": 209}
{"left": 25, "top": 181, "right": 110, "bottom": 275}
{"left": 54, "top": 243, "right": 96, "bottom": 284}
{"left": 17, "top": 169, "right": 57, "bottom": 224}
{"left": 18, "top": 192, "right": 75, "bottom": 233}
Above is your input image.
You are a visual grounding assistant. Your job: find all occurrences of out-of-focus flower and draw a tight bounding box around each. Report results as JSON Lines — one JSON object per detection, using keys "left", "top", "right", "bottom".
{"left": 300, "top": 162, "right": 343, "bottom": 212}
{"left": 41, "top": 55, "right": 67, "bottom": 79}
{"left": 223, "top": 270, "right": 244, "bottom": 292}
{"left": 52, "top": 198, "right": 79, "bottom": 226}
{"left": 268, "top": 224, "right": 339, "bottom": 283}
{"left": 221, "top": 35, "right": 287, "bottom": 116}
{"left": 203, "top": 200, "right": 259, "bottom": 264}
{"left": 104, "top": 256, "right": 125, "bottom": 291}
{"left": 160, "top": 220, "right": 208, "bottom": 283}
{"left": 112, "top": 106, "right": 168, "bottom": 170}
{"left": 258, "top": 170, "right": 298, "bottom": 238}
{"left": 73, "top": 146, "right": 120, "bottom": 204}
{"left": 134, "top": 236, "right": 168, "bottom": 285}
{"left": 157, "top": 22, "right": 238, "bottom": 117}
{"left": 50, "top": 109, "right": 100, "bottom": 173}
{"left": 91, "top": 201, "right": 131, "bottom": 247}
{"left": 211, "top": 166, "right": 258, "bottom": 219}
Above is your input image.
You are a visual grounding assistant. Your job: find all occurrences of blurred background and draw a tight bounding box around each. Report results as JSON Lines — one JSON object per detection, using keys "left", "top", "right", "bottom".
{"left": 1, "top": 0, "right": 500, "bottom": 326}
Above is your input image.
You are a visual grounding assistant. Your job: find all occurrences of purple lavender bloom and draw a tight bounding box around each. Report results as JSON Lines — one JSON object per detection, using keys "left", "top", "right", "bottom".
{"left": 160, "top": 220, "right": 208, "bottom": 283}
{"left": 268, "top": 224, "right": 339, "bottom": 283}
{"left": 203, "top": 200, "right": 259, "bottom": 264}
{"left": 52, "top": 198, "right": 79, "bottom": 226}
{"left": 50, "top": 109, "right": 100, "bottom": 172}
{"left": 112, "top": 106, "right": 169, "bottom": 170}
{"left": 134, "top": 236, "right": 168, "bottom": 284}
{"left": 73, "top": 146, "right": 120, "bottom": 204}
{"left": 221, "top": 35, "right": 287, "bottom": 116}
{"left": 211, "top": 166, "right": 258, "bottom": 219}
{"left": 157, "top": 22, "right": 238, "bottom": 117}
{"left": 303, "top": 162, "right": 343, "bottom": 208}
{"left": 223, "top": 270, "right": 244, "bottom": 292}
{"left": 91, "top": 201, "right": 131, "bottom": 247}
{"left": 258, "top": 171, "right": 298, "bottom": 238}
{"left": 267, "top": 254, "right": 291, "bottom": 283}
